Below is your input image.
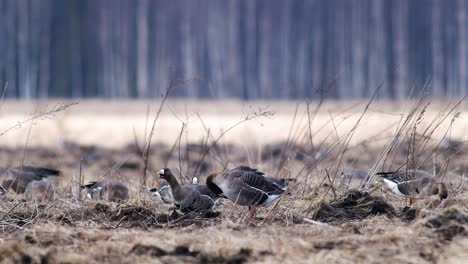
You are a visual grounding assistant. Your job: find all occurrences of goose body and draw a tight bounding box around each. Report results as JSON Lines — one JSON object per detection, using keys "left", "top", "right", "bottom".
{"left": 149, "top": 181, "right": 173, "bottom": 204}
{"left": 189, "top": 175, "right": 221, "bottom": 200}
{"left": 187, "top": 183, "right": 219, "bottom": 201}
{"left": 159, "top": 168, "right": 215, "bottom": 212}
{"left": 150, "top": 178, "right": 219, "bottom": 206}
{"left": 0, "top": 185, "right": 5, "bottom": 198}
{"left": 0, "top": 166, "right": 60, "bottom": 193}
{"left": 82, "top": 179, "right": 129, "bottom": 202}
{"left": 206, "top": 166, "right": 286, "bottom": 207}
{"left": 25, "top": 180, "right": 55, "bottom": 202}
{"left": 376, "top": 169, "right": 448, "bottom": 199}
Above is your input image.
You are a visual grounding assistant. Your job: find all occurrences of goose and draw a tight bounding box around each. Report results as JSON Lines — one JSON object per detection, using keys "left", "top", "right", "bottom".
{"left": 0, "top": 166, "right": 60, "bottom": 193}
{"left": 150, "top": 174, "right": 219, "bottom": 205}
{"left": 24, "top": 180, "right": 55, "bottom": 202}
{"left": 206, "top": 166, "right": 287, "bottom": 220}
{"left": 149, "top": 181, "right": 173, "bottom": 204}
{"left": 81, "top": 179, "right": 129, "bottom": 202}
{"left": 158, "top": 168, "right": 215, "bottom": 212}
{"left": 0, "top": 185, "right": 5, "bottom": 199}
{"left": 376, "top": 169, "right": 448, "bottom": 204}
{"left": 189, "top": 175, "right": 220, "bottom": 201}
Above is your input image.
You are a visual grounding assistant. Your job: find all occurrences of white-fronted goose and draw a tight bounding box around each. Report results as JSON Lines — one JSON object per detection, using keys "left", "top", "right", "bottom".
{"left": 82, "top": 179, "right": 129, "bottom": 202}
{"left": 0, "top": 166, "right": 60, "bottom": 193}
{"left": 25, "top": 180, "right": 55, "bottom": 202}
{"left": 158, "top": 168, "right": 215, "bottom": 212}
{"left": 149, "top": 181, "right": 173, "bottom": 204}
{"left": 150, "top": 174, "right": 219, "bottom": 205}
{"left": 188, "top": 175, "right": 220, "bottom": 201}
{"left": 206, "top": 166, "right": 286, "bottom": 219}
{"left": 376, "top": 169, "right": 448, "bottom": 204}
{"left": 0, "top": 185, "right": 5, "bottom": 198}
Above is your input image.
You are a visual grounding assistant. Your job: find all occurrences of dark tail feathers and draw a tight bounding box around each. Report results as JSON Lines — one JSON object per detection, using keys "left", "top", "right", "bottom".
{"left": 81, "top": 181, "right": 98, "bottom": 189}
{"left": 18, "top": 166, "right": 61, "bottom": 177}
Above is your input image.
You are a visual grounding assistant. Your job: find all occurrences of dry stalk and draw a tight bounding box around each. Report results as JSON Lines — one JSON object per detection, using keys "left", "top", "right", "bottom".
{"left": 192, "top": 107, "right": 274, "bottom": 177}
{"left": 141, "top": 80, "right": 175, "bottom": 190}
{"left": 0, "top": 82, "right": 8, "bottom": 113}
{"left": 0, "top": 102, "right": 78, "bottom": 137}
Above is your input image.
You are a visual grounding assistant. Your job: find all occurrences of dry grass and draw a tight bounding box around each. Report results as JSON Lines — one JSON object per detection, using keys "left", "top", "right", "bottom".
{"left": 0, "top": 99, "right": 467, "bottom": 263}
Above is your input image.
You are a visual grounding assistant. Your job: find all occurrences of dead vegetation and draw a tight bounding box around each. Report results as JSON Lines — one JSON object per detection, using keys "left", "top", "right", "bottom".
{"left": 423, "top": 206, "right": 468, "bottom": 242}
{"left": 312, "top": 190, "right": 397, "bottom": 223}
{"left": 0, "top": 98, "right": 467, "bottom": 263}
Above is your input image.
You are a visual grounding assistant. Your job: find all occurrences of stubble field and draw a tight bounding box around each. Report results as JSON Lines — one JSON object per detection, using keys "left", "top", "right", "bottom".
{"left": 0, "top": 99, "right": 467, "bottom": 263}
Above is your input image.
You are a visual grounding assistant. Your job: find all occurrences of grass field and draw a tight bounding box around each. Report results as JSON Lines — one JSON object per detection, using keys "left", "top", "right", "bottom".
{"left": 0, "top": 99, "right": 467, "bottom": 263}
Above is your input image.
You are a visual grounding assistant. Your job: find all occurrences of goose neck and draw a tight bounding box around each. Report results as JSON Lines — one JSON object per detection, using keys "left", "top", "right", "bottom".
{"left": 166, "top": 174, "right": 181, "bottom": 192}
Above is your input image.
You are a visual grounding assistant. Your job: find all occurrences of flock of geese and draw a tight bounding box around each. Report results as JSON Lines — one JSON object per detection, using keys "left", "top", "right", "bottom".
{"left": 154, "top": 166, "right": 288, "bottom": 219}
{"left": 0, "top": 163, "right": 449, "bottom": 217}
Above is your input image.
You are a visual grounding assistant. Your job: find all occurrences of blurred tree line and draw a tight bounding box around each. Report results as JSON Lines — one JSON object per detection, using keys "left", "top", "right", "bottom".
{"left": 0, "top": 0, "right": 466, "bottom": 99}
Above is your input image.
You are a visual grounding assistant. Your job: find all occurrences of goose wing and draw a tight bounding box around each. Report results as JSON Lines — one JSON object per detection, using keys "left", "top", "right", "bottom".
{"left": 82, "top": 181, "right": 99, "bottom": 189}
{"left": 187, "top": 184, "right": 218, "bottom": 200}
{"left": 225, "top": 166, "right": 285, "bottom": 206}
{"left": 229, "top": 166, "right": 285, "bottom": 194}
{"left": 376, "top": 171, "right": 406, "bottom": 184}
{"left": 13, "top": 166, "right": 61, "bottom": 178}
{"left": 378, "top": 170, "right": 434, "bottom": 196}
{"left": 377, "top": 170, "right": 433, "bottom": 184}
{"left": 4, "top": 167, "right": 57, "bottom": 193}
{"left": 188, "top": 193, "right": 215, "bottom": 211}
{"left": 263, "top": 176, "right": 287, "bottom": 190}
{"left": 397, "top": 176, "right": 433, "bottom": 196}
{"left": 155, "top": 185, "right": 174, "bottom": 203}
{"left": 176, "top": 186, "right": 213, "bottom": 212}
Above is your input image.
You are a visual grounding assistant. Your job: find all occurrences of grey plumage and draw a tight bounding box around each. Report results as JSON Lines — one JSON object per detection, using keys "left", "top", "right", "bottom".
{"left": 25, "top": 180, "right": 55, "bottom": 202}
{"left": 158, "top": 168, "right": 215, "bottom": 212}
{"left": 206, "top": 166, "right": 286, "bottom": 207}
{"left": 187, "top": 183, "right": 219, "bottom": 201}
{"left": 150, "top": 177, "right": 219, "bottom": 206}
{"left": 82, "top": 179, "right": 129, "bottom": 202}
{"left": 263, "top": 176, "right": 289, "bottom": 190}
{"left": 149, "top": 181, "right": 173, "bottom": 204}
{"left": 376, "top": 169, "right": 447, "bottom": 199}
{"left": 0, "top": 166, "right": 60, "bottom": 193}
{"left": 0, "top": 185, "right": 5, "bottom": 198}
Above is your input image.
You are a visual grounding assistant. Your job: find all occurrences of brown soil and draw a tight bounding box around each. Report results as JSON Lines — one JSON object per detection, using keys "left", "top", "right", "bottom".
{"left": 0, "top": 100, "right": 467, "bottom": 263}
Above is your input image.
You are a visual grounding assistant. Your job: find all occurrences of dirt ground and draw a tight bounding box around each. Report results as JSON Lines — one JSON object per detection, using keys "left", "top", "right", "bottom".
{"left": 0, "top": 100, "right": 467, "bottom": 263}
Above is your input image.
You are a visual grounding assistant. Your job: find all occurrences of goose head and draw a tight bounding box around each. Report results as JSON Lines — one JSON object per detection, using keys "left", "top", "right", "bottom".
{"left": 438, "top": 182, "right": 448, "bottom": 200}
{"left": 430, "top": 182, "right": 448, "bottom": 200}
{"left": 158, "top": 168, "right": 180, "bottom": 188}
{"left": 430, "top": 183, "right": 439, "bottom": 195}
{"left": 159, "top": 168, "right": 172, "bottom": 179}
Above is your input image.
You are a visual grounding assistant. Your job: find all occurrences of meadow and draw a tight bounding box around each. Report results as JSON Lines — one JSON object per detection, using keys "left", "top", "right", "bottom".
{"left": 0, "top": 98, "right": 467, "bottom": 263}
